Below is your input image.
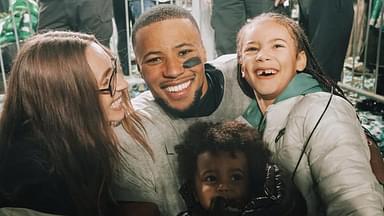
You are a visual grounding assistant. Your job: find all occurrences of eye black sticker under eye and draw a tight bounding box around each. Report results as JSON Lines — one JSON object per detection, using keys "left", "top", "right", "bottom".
{"left": 182, "top": 57, "right": 202, "bottom": 69}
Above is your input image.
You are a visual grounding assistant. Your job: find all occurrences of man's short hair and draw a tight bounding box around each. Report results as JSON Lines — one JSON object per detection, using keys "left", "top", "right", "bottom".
{"left": 132, "top": 4, "right": 200, "bottom": 48}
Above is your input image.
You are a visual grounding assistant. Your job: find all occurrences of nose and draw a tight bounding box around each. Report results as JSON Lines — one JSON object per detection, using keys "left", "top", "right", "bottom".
{"left": 116, "top": 73, "right": 128, "bottom": 91}
{"left": 163, "top": 58, "right": 184, "bottom": 78}
{"left": 217, "top": 183, "right": 230, "bottom": 193}
{"left": 255, "top": 49, "right": 271, "bottom": 62}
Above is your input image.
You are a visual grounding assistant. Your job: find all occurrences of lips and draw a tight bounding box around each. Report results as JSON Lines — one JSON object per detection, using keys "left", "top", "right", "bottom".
{"left": 164, "top": 80, "right": 192, "bottom": 93}
{"left": 158, "top": 79, "right": 193, "bottom": 101}
{"left": 110, "top": 97, "right": 122, "bottom": 110}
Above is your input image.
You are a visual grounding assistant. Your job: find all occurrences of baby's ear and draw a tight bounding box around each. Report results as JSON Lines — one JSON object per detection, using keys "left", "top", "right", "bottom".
{"left": 295, "top": 51, "right": 307, "bottom": 72}
{"left": 179, "top": 181, "right": 199, "bottom": 208}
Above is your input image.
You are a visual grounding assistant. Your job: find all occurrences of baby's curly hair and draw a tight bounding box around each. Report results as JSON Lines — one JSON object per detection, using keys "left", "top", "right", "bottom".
{"left": 176, "top": 120, "right": 271, "bottom": 195}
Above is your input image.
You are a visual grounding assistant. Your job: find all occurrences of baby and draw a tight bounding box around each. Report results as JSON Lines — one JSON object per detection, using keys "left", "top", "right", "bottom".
{"left": 176, "top": 121, "right": 306, "bottom": 216}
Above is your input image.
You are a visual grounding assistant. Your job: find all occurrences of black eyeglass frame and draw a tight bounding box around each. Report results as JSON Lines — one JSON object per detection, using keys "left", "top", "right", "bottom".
{"left": 98, "top": 58, "right": 118, "bottom": 97}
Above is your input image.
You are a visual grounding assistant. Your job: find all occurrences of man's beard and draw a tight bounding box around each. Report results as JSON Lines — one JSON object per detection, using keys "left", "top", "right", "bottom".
{"left": 155, "top": 86, "right": 203, "bottom": 118}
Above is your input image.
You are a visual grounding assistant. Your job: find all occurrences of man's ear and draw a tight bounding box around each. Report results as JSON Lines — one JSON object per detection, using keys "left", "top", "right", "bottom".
{"left": 179, "top": 181, "right": 200, "bottom": 208}
{"left": 199, "top": 43, "right": 207, "bottom": 63}
{"left": 296, "top": 50, "right": 307, "bottom": 72}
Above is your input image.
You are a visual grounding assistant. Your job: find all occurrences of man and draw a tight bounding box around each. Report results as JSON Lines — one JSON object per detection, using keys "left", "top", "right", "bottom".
{"left": 298, "top": 0, "right": 354, "bottom": 82}
{"left": 113, "top": 5, "right": 252, "bottom": 216}
{"left": 211, "top": 0, "right": 286, "bottom": 56}
{"left": 0, "top": 0, "right": 8, "bottom": 13}
{"left": 38, "top": 0, "right": 113, "bottom": 47}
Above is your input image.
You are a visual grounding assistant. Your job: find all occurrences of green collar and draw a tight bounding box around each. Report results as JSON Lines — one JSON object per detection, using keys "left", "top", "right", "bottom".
{"left": 243, "top": 73, "right": 324, "bottom": 131}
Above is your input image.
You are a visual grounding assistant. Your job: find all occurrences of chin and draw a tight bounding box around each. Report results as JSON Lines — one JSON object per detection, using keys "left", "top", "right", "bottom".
{"left": 108, "top": 112, "right": 125, "bottom": 123}
{"left": 169, "top": 100, "right": 194, "bottom": 112}
{"left": 256, "top": 88, "right": 278, "bottom": 96}
{"left": 157, "top": 99, "right": 192, "bottom": 117}
{"left": 155, "top": 87, "right": 203, "bottom": 118}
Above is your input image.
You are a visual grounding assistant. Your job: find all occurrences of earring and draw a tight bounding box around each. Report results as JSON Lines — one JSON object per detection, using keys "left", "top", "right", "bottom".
{"left": 241, "top": 70, "right": 245, "bottom": 78}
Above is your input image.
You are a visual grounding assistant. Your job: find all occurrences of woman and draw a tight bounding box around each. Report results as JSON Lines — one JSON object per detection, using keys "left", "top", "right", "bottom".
{"left": 0, "top": 31, "right": 148, "bottom": 215}
{"left": 236, "top": 13, "right": 384, "bottom": 215}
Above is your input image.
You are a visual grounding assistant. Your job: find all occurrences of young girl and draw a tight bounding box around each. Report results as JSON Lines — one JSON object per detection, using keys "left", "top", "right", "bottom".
{"left": 176, "top": 121, "right": 306, "bottom": 216}
{"left": 237, "top": 13, "right": 384, "bottom": 215}
{"left": 0, "top": 31, "right": 147, "bottom": 215}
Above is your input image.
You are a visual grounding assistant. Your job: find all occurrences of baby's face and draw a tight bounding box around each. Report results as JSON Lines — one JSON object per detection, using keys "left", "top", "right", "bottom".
{"left": 194, "top": 151, "right": 250, "bottom": 210}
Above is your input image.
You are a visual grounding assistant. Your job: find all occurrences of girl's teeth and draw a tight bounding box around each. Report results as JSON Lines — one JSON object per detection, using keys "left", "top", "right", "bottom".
{"left": 257, "top": 69, "right": 275, "bottom": 76}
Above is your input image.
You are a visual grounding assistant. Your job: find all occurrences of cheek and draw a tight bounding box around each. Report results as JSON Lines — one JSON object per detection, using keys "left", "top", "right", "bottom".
{"left": 282, "top": 62, "right": 297, "bottom": 81}
{"left": 99, "top": 96, "right": 110, "bottom": 112}
{"left": 98, "top": 96, "right": 116, "bottom": 121}
{"left": 242, "top": 65, "right": 257, "bottom": 89}
{"left": 241, "top": 57, "right": 255, "bottom": 76}
{"left": 196, "top": 184, "right": 216, "bottom": 209}
{"left": 237, "top": 182, "right": 249, "bottom": 197}
{"left": 141, "top": 67, "right": 160, "bottom": 84}
{"left": 194, "top": 65, "right": 206, "bottom": 83}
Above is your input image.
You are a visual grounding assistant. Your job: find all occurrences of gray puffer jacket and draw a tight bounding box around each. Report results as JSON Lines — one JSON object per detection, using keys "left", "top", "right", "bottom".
{"left": 261, "top": 92, "right": 384, "bottom": 216}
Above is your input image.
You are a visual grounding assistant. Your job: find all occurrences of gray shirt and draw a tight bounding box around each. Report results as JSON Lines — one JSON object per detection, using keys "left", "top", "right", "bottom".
{"left": 113, "top": 54, "right": 252, "bottom": 216}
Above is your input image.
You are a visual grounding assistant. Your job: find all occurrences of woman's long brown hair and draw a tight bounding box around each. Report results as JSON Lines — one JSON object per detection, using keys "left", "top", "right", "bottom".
{"left": 0, "top": 31, "right": 149, "bottom": 215}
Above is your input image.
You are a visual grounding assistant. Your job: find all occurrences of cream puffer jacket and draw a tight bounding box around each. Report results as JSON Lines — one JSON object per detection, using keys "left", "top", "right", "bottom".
{"left": 261, "top": 92, "right": 384, "bottom": 216}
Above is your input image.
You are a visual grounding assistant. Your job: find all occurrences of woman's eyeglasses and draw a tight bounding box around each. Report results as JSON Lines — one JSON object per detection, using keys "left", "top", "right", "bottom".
{"left": 98, "top": 58, "right": 117, "bottom": 97}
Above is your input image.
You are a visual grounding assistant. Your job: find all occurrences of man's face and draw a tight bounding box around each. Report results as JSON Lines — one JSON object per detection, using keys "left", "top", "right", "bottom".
{"left": 134, "top": 18, "right": 207, "bottom": 112}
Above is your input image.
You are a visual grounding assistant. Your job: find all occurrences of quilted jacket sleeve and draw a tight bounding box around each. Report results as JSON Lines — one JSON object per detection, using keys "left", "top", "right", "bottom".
{"left": 298, "top": 94, "right": 384, "bottom": 215}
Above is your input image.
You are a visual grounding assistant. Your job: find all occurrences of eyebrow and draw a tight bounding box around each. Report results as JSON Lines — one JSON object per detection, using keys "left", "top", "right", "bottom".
{"left": 230, "top": 168, "right": 246, "bottom": 173}
{"left": 142, "top": 51, "right": 162, "bottom": 61}
{"left": 270, "top": 38, "right": 288, "bottom": 43}
{"left": 245, "top": 40, "right": 257, "bottom": 45}
{"left": 200, "top": 170, "right": 215, "bottom": 176}
{"left": 141, "top": 43, "right": 196, "bottom": 62}
{"left": 175, "top": 42, "right": 194, "bottom": 49}
{"left": 245, "top": 38, "right": 288, "bottom": 46}
{"left": 199, "top": 168, "right": 247, "bottom": 178}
